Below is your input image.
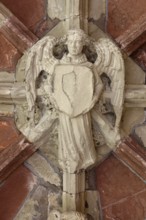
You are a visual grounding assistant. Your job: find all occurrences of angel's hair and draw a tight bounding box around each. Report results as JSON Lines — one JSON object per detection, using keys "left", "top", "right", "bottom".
{"left": 67, "top": 29, "right": 87, "bottom": 40}
{"left": 59, "top": 29, "right": 88, "bottom": 45}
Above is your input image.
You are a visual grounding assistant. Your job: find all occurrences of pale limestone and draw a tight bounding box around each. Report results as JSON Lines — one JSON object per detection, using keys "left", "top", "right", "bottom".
{"left": 0, "top": 72, "right": 14, "bottom": 82}
{"left": 26, "top": 152, "right": 61, "bottom": 187}
{"left": 89, "top": 23, "right": 107, "bottom": 40}
{"left": 85, "top": 191, "right": 100, "bottom": 220}
{"left": 15, "top": 186, "right": 48, "bottom": 220}
{"left": 49, "top": 210, "right": 87, "bottom": 220}
{"left": 48, "top": 191, "right": 62, "bottom": 211}
{"left": 0, "top": 104, "right": 14, "bottom": 116}
{"left": 15, "top": 199, "right": 38, "bottom": 220}
{"left": 125, "top": 85, "right": 146, "bottom": 107}
{"left": 135, "top": 124, "right": 146, "bottom": 148}
{"left": 47, "top": 0, "right": 88, "bottom": 32}
{"left": 89, "top": 0, "right": 106, "bottom": 21}
{"left": 122, "top": 108, "right": 145, "bottom": 134}
{"left": 125, "top": 56, "right": 145, "bottom": 84}
{"left": 47, "top": 0, "right": 66, "bottom": 20}
{"left": 47, "top": 21, "right": 67, "bottom": 37}
{"left": 39, "top": 123, "right": 59, "bottom": 168}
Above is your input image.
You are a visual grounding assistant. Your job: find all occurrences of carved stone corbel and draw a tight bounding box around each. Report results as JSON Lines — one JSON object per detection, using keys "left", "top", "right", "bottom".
{"left": 11, "top": 29, "right": 126, "bottom": 219}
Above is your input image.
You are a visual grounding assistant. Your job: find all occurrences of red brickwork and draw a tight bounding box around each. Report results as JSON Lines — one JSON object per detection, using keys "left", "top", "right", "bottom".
{"left": 0, "top": 166, "right": 37, "bottom": 220}
{"left": 97, "top": 155, "right": 146, "bottom": 220}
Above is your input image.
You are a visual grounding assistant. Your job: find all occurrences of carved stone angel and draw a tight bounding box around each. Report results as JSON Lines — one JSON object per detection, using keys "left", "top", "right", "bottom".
{"left": 24, "top": 29, "right": 125, "bottom": 173}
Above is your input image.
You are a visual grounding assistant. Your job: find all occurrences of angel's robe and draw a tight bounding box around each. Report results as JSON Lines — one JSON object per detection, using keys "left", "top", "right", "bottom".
{"left": 53, "top": 54, "right": 103, "bottom": 173}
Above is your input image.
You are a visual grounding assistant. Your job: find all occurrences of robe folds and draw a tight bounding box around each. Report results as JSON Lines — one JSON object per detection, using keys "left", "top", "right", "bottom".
{"left": 58, "top": 111, "right": 96, "bottom": 173}
{"left": 52, "top": 54, "right": 103, "bottom": 173}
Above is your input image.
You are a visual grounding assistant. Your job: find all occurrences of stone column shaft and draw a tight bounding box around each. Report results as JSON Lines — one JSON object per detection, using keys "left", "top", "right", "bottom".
{"left": 62, "top": 171, "right": 85, "bottom": 213}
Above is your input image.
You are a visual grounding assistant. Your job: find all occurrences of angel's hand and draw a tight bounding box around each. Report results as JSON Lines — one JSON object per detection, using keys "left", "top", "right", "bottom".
{"left": 82, "top": 96, "right": 98, "bottom": 114}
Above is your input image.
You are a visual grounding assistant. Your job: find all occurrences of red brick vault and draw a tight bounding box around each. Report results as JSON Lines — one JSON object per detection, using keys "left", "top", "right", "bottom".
{"left": 0, "top": 1, "right": 146, "bottom": 219}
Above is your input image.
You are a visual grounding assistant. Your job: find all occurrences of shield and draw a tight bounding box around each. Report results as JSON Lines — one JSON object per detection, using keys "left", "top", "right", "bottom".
{"left": 53, "top": 64, "right": 94, "bottom": 117}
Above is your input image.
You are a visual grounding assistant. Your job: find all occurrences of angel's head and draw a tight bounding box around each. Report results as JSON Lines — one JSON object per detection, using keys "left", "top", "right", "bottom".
{"left": 66, "top": 29, "right": 87, "bottom": 56}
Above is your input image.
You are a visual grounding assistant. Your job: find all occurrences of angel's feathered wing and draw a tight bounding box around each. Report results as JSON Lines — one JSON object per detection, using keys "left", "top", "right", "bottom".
{"left": 25, "top": 36, "right": 58, "bottom": 122}
{"left": 94, "top": 38, "right": 125, "bottom": 129}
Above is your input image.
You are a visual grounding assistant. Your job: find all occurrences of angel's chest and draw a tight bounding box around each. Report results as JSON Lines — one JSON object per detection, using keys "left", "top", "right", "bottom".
{"left": 52, "top": 64, "right": 94, "bottom": 116}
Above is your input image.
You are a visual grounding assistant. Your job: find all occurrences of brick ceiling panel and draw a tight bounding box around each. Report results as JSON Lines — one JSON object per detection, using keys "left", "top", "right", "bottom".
{"left": 0, "top": 33, "right": 21, "bottom": 72}
{"left": 107, "top": 0, "right": 146, "bottom": 38}
{"left": 0, "top": 0, "right": 46, "bottom": 34}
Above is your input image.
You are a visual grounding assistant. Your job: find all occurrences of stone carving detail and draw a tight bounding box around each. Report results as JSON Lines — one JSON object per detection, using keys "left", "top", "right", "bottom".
{"left": 50, "top": 210, "right": 87, "bottom": 220}
{"left": 14, "top": 29, "right": 125, "bottom": 218}
{"left": 23, "top": 29, "right": 124, "bottom": 142}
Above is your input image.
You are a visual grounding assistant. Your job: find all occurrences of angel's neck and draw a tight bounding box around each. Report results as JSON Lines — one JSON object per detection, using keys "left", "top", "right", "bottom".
{"left": 62, "top": 53, "right": 87, "bottom": 64}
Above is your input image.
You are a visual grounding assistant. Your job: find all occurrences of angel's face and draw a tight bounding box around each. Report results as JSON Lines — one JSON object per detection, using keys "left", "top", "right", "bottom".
{"left": 67, "top": 34, "right": 84, "bottom": 56}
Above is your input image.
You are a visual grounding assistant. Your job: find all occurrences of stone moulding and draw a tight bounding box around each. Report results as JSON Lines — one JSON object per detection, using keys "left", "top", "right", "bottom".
{"left": 47, "top": 0, "right": 89, "bottom": 33}
{"left": 116, "top": 14, "right": 146, "bottom": 55}
{"left": 114, "top": 136, "right": 146, "bottom": 181}
{"left": 0, "top": 134, "right": 35, "bottom": 182}
{"left": 0, "top": 3, "right": 38, "bottom": 54}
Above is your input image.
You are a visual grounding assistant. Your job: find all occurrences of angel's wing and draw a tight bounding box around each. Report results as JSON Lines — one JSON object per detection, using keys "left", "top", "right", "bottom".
{"left": 25, "top": 36, "right": 58, "bottom": 124}
{"left": 94, "top": 38, "right": 125, "bottom": 129}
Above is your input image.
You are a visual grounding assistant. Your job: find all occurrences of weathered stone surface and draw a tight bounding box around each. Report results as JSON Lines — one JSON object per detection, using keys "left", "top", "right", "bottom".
{"left": 0, "top": 71, "right": 14, "bottom": 82}
{"left": 25, "top": 152, "right": 61, "bottom": 187}
{"left": 48, "top": 0, "right": 88, "bottom": 33}
{"left": 124, "top": 56, "right": 145, "bottom": 85}
{"left": 0, "top": 165, "right": 37, "bottom": 220}
{"left": 88, "top": 0, "right": 106, "bottom": 31}
{"left": 47, "top": 0, "right": 66, "bottom": 20}
{"left": 121, "top": 108, "right": 145, "bottom": 135}
{"left": 96, "top": 155, "right": 146, "bottom": 208}
{"left": 89, "top": 0, "right": 105, "bottom": 21}
{"left": 39, "top": 125, "right": 59, "bottom": 168}
{"left": 0, "top": 104, "right": 14, "bottom": 116}
{"left": 134, "top": 124, "right": 146, "bottom": 148}
{"left": 15, "top": 185, "right": 48, "bottom": 220}
{"left": 48, "top": 191, "right": 62, "bottom": 214}
{"left": 85, "top": 190, "right": 100, "bottom": 220}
